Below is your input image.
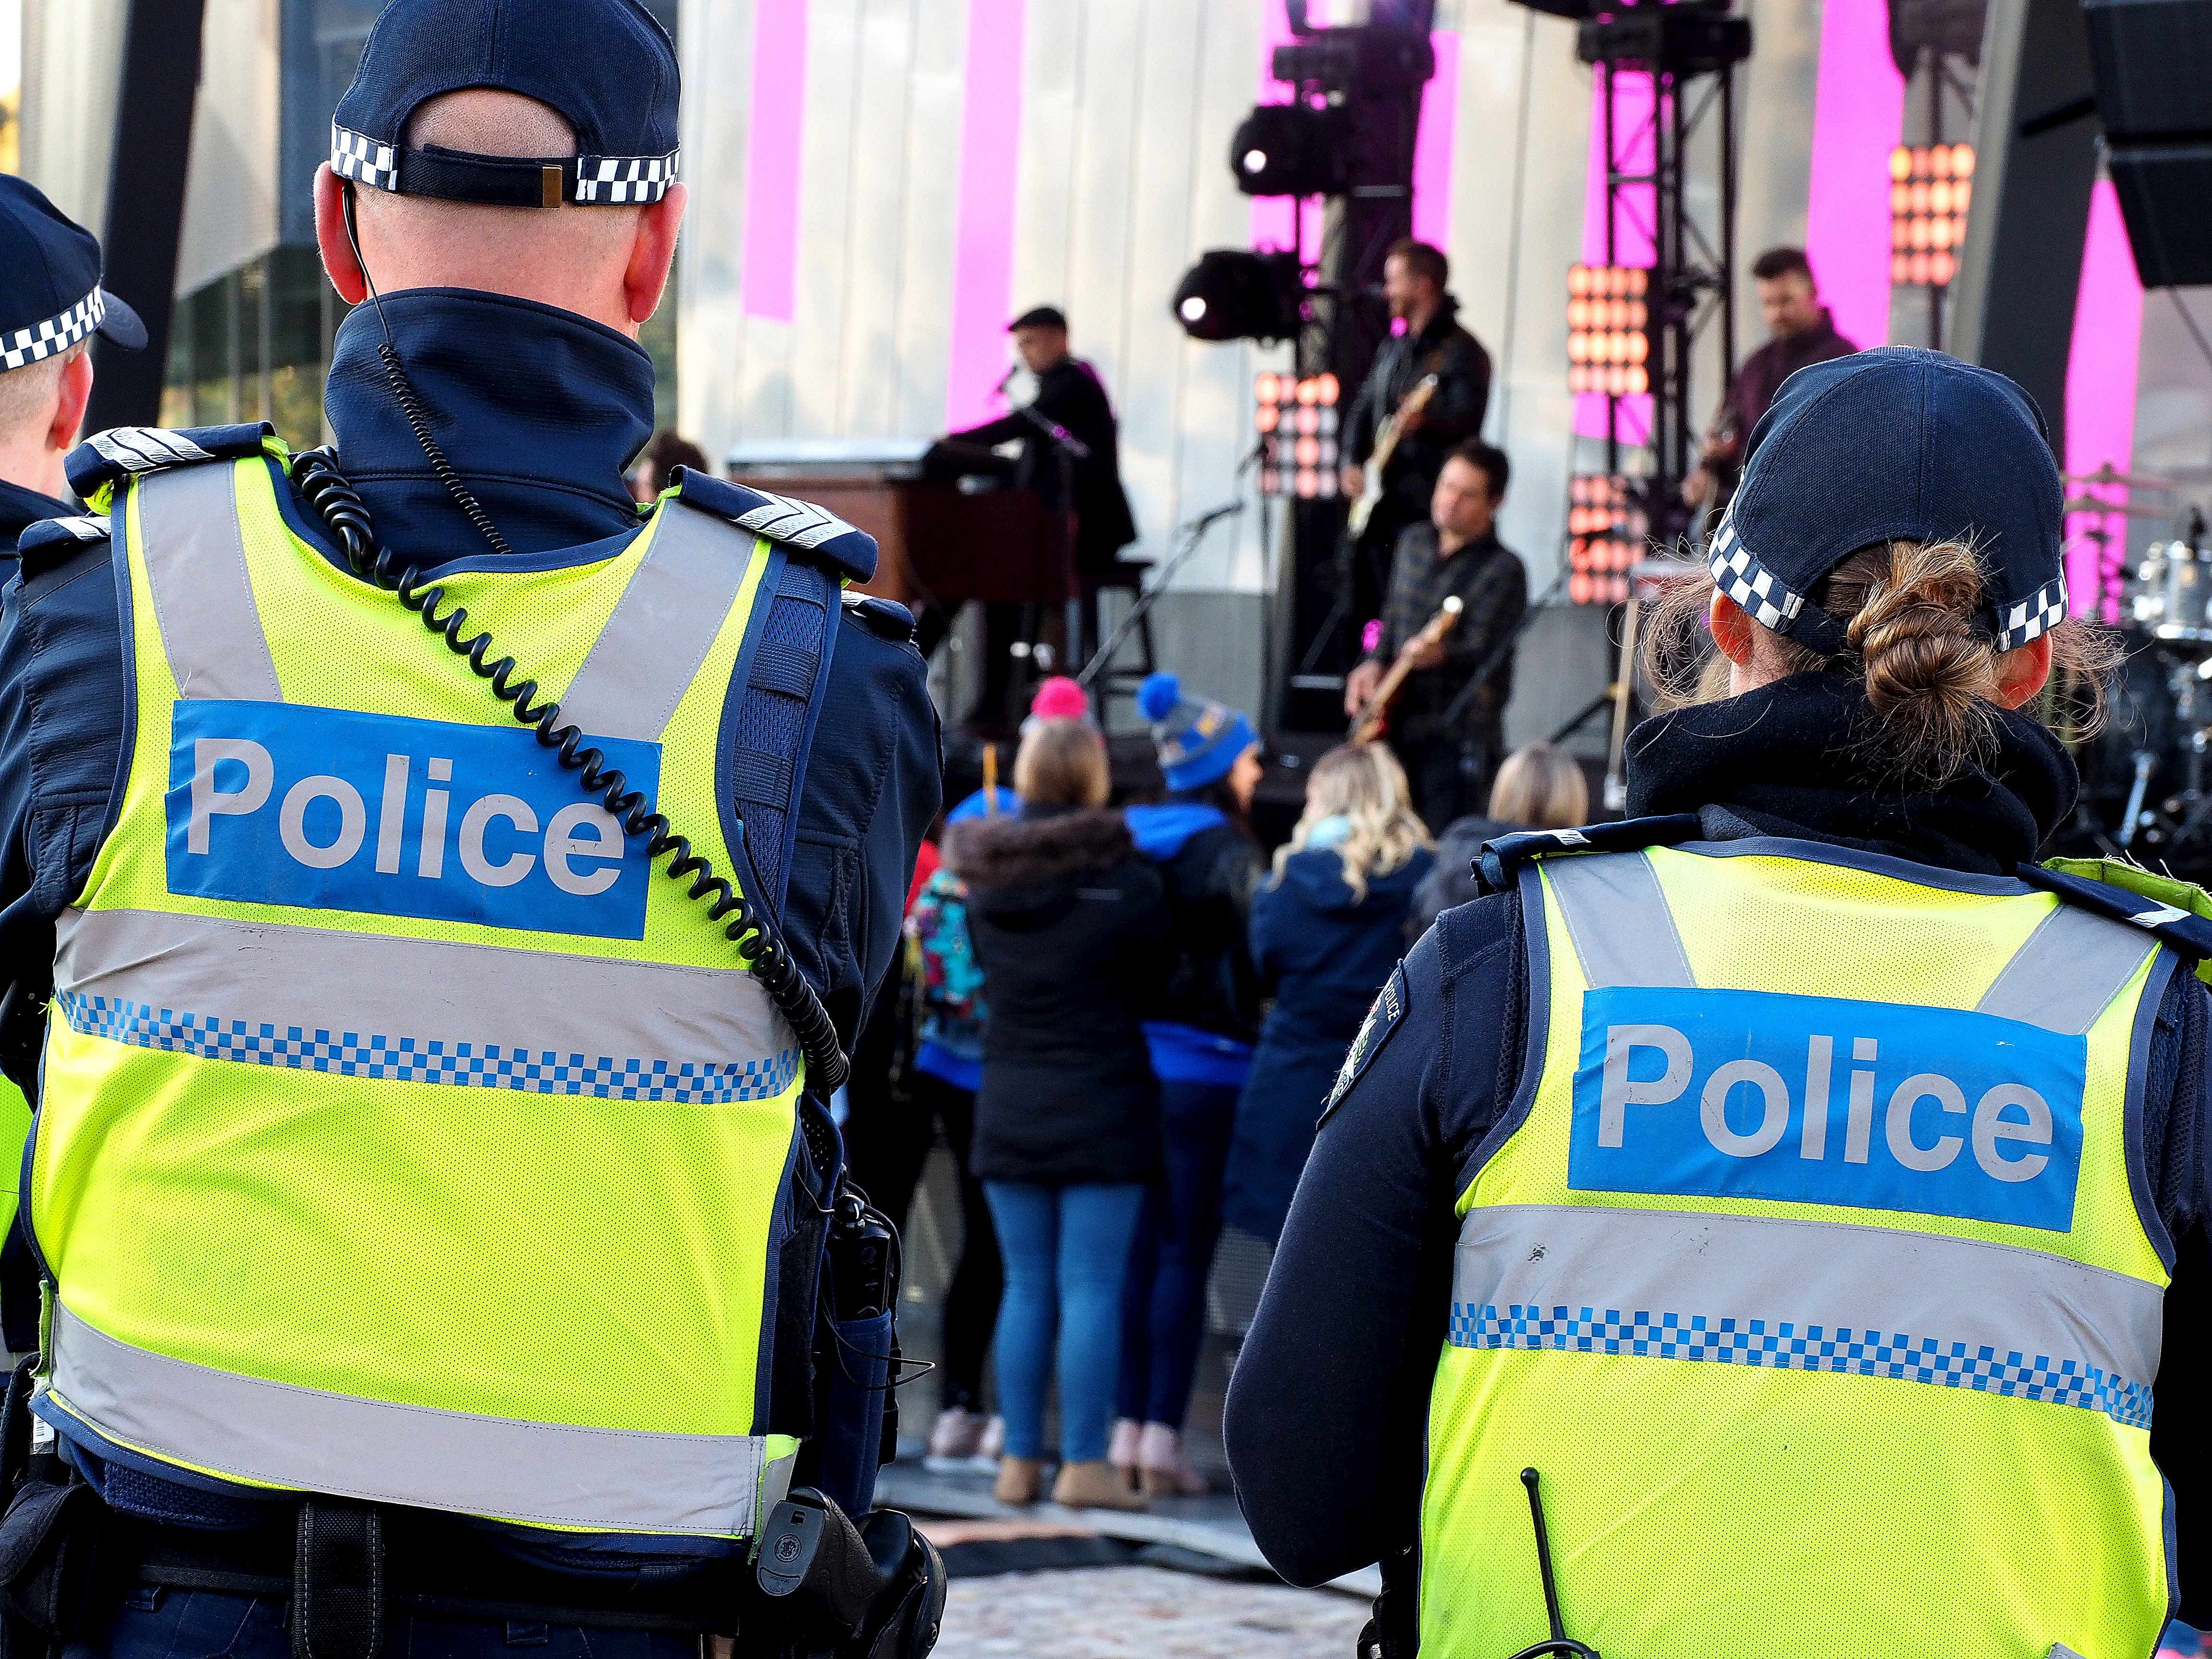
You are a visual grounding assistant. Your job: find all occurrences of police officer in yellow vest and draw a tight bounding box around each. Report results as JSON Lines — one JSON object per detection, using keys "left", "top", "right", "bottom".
{"left": 0, "top": 1, "right": 944, "bottom": 1652}
{"left": 1228, "top": 347, "right": 2212, "bottom": 1658}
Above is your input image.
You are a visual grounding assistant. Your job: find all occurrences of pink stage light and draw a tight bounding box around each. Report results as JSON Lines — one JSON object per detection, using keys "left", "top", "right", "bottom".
{"left": 1803, "top": 0, "right": 1903, "bottom": 350}
{"left": 943, "top": 0, "right": 1030, "bottom": 431}
{"left": 2063, "top": 178, "right": 2146, "bottom": 623}
{"left": 739, "top": 0, "right": 808, "bottom": 323}
{"left": 1411, "top": 30, "right": 1459, "bottom": 251}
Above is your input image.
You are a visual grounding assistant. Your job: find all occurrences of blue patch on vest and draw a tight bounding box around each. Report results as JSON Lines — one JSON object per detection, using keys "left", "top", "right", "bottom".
{"left": 166, "top": 700, "right": 660, "bottom": 940}
{"left": 1568, "top": 986, "right": 2086, "bottom": 1231}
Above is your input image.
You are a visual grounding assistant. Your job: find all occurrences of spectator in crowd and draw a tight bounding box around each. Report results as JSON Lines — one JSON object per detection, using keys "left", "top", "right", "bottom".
{"left": 843, "top": 733, "right": 1016, "bottom": 1464}
{"left": 1408, "top": 741, "right": 1591, "bottom": 937}
{"left": 627, "top": 428, "right": 710, "bottom": 502}
{"left": 1114, "top": 674, "right": 1267, "bottom": 1497}
{"left": 944, "top": 719, "right": 1170, "bottom": 1512}
{"left": 1224, "top": 745, "right": 1434, "bottom": 1247}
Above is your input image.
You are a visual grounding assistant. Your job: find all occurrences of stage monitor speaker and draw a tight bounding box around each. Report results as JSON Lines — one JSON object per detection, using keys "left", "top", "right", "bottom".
{"left": 2082, "top": 0, "right": 2212, "bottom": 284}
{"left": 2104, "top": 142, "right": 2212, "bottom": 287}
{"left": 2082, "top": 0, "right": 2212, "bottom": 138}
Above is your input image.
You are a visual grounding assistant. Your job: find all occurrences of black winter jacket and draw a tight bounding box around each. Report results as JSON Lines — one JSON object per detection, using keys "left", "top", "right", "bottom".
{"left": 943, "top": 806, "right": 1172, "bottom": 1185}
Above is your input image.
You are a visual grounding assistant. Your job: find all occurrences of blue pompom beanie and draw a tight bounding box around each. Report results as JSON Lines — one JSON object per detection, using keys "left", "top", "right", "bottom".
{"left": 1138, "top": 673, "right": 1259, "bottom": 793}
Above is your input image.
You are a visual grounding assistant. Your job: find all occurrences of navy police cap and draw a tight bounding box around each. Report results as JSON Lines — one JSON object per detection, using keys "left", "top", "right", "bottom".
{"left": 332, "top": 0, "right": 679, "bottom": 208}
{"left": 0, "top": 174, "right": 146, "bottom": 371}
{"left": 1708, "top": 347, "right": 2066, "bottom": 658}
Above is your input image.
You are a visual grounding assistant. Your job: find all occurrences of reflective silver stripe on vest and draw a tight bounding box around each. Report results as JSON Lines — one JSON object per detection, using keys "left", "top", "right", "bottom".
{"left": 1544, "top": 853, "right": 1694, "bottom": 989}
{"left": 135, "top": 464, "right": 281, "bottom": 704}
{"left": 1449, "top": 1203, "right": 2160, "bottom": 1427}
{"left": 560, "top": 503, "right": 755, "bottom": 743}
{"left": 54, "top": 907, "right": 800, "bottom": 1103}
{"left": 43, "top": 1303, "right": 782, "bottom": 1535}
{"left": 1975, "top": 902, "right": 2158, "bottom": 1034}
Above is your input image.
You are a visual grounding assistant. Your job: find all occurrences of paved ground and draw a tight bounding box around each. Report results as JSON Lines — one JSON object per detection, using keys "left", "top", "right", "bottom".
{"left": 933, "top": 1564, "right": 1368, "bottom": 1658}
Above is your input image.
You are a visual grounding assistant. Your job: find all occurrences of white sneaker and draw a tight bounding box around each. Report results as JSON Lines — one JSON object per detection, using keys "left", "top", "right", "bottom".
{"left": 970, "top": 1413, "right": 1006, "bottom": 1469}
{"left": 927, "top": 1406, "right": 985, "bottom": 1460}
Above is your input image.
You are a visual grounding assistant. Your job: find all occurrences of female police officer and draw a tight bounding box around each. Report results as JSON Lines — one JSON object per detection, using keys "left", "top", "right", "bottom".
{"left": 1227, "top": 347, "right": 2212, "bottom": 1658}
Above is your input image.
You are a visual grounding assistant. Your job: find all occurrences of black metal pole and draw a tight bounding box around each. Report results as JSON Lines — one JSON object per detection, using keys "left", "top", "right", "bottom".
{"left": 1602, "top": 60, "right": 1619, "bottom": 477}
{"left": 84, "top": 0, "right": 206, "bottom": 433}
{"left": 1720, "top": 60, "right": 1737, "bottom": 384}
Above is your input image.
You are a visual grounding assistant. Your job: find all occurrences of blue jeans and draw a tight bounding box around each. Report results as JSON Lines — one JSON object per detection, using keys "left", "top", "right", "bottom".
{"left": 982, "top": 1180, "right": 1146, "bottom": 1464}
{"left": 1116, "top": 1081, "right": 1237, "bottom": 1429}
{"left": 65, "top": 1586, "right": 703, "bottom": 1656}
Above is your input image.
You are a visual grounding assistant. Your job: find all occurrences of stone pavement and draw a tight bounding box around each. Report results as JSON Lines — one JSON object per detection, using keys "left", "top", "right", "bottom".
{"left": 932, "top": 1565, "right": 1368, "bottom": 1658}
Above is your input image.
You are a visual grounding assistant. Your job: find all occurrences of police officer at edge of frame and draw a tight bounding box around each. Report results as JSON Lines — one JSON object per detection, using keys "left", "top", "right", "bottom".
{"left": 0, "top": 0, "right": 943, "bottom": 1652}
{"left": 1230, "top": 347, "right": 2212, "bottom": 1657}
{"left": 0, "top": 173, "right": 147, "bottom": 1362}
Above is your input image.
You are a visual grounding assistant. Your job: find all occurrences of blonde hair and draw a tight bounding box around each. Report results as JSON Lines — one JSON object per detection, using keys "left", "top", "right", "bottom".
{"left": 1012, "top": 718, "right": 1110, "bottom": 808}
{"left": 1643, "top": 539, "right": 2119, "bottom": 785}
{"left": 1272, "top": 744, "right": 1432, "bottom": 902}
{"left": 1489, "top": 742, "right": 1588, "bottom": 830}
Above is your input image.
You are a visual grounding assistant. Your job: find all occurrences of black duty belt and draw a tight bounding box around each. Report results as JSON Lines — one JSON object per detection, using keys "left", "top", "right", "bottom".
{"left": 122, "top": 1503, "right": 747, "bottom": 1638}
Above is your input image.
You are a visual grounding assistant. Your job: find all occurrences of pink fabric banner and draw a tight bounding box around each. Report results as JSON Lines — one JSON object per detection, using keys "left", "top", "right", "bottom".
{"left": 943, "top": 0, "right": 1030, "bottom": 431}
{"left": 2063, "top": 178, "right": 2146, "bottom": 622}
{"left": 1803, "top": 0, "right": 1903, "bottom": 351}
{"left": 740, "top": 0, "right": 809, "bottom": 323}
{"left": 1411, "top": 31, "right": 1459, "bottom": 251}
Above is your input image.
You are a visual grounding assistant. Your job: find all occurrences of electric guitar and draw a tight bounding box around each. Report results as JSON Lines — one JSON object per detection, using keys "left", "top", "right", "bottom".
{"left": 1346, "top": 374, "right": 1441, "bottom": 539}
{"left": 1351, "top": 594, "right": 1463, "bottom": 745}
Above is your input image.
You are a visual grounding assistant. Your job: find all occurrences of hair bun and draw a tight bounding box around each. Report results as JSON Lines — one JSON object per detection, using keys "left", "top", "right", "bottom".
{"left": 1136, "top": 672, "right": 1184, "bottom": 723}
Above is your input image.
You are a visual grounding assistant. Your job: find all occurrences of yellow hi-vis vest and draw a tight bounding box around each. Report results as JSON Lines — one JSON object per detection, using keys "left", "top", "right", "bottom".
{"left": 1421, "top": 837, "right": 2176, "bottom": 1659}
{"left": 29, "top": 442, "right": 814, "bottom": 1539}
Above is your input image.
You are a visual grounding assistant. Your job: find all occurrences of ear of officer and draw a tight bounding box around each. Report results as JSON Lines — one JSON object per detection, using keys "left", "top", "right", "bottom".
{"left": 1227, "top": 349, "right": 2199, "bottom": 1659}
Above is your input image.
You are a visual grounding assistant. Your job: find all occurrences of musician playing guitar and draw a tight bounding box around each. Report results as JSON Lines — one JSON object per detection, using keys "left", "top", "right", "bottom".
{"left": 1337, "top": 240, "right": 1493, "bottom": 621}
{"left": 1344, "top": 442, "right": 1526, "bottom": 829}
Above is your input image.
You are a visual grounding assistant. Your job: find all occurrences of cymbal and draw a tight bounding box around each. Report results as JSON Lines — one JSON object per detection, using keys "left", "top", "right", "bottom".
{"left": 2064, "top": 463, "right": 2176, "bottom": 491}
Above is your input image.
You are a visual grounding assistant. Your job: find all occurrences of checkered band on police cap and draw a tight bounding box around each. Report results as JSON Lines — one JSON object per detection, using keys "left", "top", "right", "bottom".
{"left": 1, "top": 286, "right": 107, "bottom": 373}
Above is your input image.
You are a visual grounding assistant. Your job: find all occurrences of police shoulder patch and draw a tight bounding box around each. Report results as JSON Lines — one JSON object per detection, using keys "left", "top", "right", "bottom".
{"left": 1320, "top": 961, "right": 1408, "bottom": 1127}
{"left": 64, "top": 422, "right": 272, "bottom": 506}
{"left": 671, "top": 473, "right": 879, "bottom": 587}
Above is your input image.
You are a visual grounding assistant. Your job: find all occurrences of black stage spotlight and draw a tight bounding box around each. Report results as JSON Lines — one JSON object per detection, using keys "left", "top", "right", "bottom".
{"left": 1230, "top": 103, "right": 1349, "bottom": 197}
{"left": 1172, "top": 251, "right": 1306, "bottom": 343}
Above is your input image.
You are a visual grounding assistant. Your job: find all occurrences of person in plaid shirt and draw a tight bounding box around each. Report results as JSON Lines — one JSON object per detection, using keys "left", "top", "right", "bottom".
{"left": 1344, "top": 441, "right": 1527, "bottom": 828}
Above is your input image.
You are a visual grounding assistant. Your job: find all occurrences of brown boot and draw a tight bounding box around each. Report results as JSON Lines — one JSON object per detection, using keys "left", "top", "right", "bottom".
{"left": 994, "top": 1455, "right": 1043, "bottom": 1505}
{"left": 1052, "top": 1458, "right": 1148, "bottom": 1512}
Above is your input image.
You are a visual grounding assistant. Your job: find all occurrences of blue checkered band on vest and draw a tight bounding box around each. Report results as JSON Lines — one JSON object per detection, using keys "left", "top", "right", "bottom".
{"left": 2, "top": 286, "right": 106, "bottom": 373}
{"left": 57, "top": 989, "right": 803, "bottom": 1105}
{"left": 1448, "top": 1300, "right": 2153, "bottom": 1430}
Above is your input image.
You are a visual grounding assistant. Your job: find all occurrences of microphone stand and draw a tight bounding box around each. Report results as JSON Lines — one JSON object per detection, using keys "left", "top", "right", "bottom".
{"left": 1013, "top": 404, "right": 1090, "bottom": 682}
{"left": 1075, "top": 500, "right": 1247, "bottom": 692}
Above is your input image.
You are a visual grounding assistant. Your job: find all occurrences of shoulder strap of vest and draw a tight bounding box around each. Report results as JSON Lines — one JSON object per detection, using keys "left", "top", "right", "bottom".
{"left": 15, "top": 512, "right": 113, "bottom": 575}
{"left": 63, "top": 422, "right": 275, "bottom": 510}
{"left": 2021, "top": 858, "right": 2212, "bottom": 980}
{"left": 1475, "top": 812, "right": 1703, "bottom": 895}
{"left": 665, "top": 469, "right": 878, "bottom": 586}
{"left": 651, "top": 487, "right": 842, "bottom": 920}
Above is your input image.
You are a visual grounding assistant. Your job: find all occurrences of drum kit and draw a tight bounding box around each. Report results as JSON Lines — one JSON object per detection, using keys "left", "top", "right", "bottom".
{"left": 2068, "top": 465, "right": 2212, "bottom": 874}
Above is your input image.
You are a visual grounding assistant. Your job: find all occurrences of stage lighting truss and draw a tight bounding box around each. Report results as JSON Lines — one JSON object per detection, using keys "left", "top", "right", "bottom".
{"left": 1889, "top": 143, "right": 1973, "bottom": 289}
{"left": 1565, "top": 264, "right": 1653, "bottom": 398}
{"left": 1255, "top": 371, "right": 1343, "bottom": 499}
{"left": 1566, "top": 472, "right": 1648, "bottom": 607}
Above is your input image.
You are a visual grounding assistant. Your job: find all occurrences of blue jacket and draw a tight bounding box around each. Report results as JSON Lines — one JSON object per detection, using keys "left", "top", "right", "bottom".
{"left": 1224, "top": 842, "right": 1433, "bottom": 1242}
{"left": 0, "top": 289, "right": 941, "bottom": 1555}
{"left": 1126, "top": 800, "right": 1262, "bottom": 1086}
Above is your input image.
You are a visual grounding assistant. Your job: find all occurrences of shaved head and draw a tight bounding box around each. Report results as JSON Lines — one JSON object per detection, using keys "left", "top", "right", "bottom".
{"left": 318, "top": 87, "right": 684, "bottom": 335}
